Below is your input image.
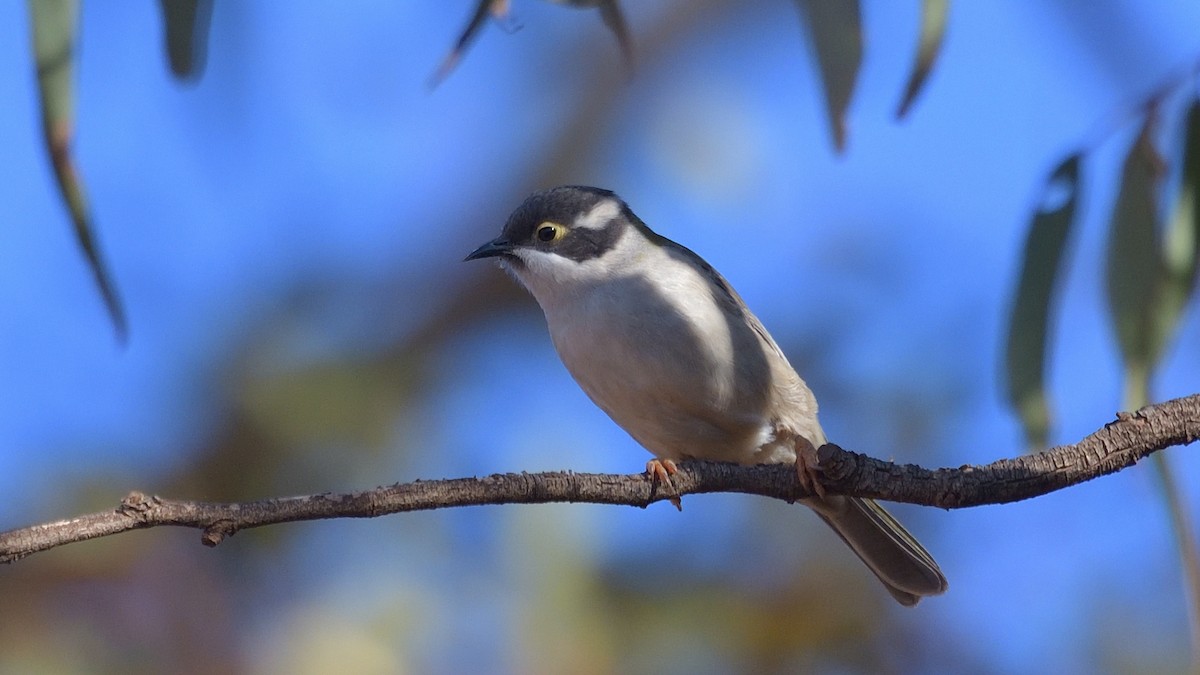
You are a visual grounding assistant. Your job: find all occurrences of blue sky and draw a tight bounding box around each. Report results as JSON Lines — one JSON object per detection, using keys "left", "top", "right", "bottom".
{"left": 2, "top": 2, "right": 1200, "bottom": 672}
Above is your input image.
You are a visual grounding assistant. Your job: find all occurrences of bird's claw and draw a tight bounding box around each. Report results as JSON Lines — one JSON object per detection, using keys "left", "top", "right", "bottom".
{"left": 795, "top": 438, "right": 826, "bottom": 499}
{"left": 646, "top": 458, "right": 682, "bottom": 511}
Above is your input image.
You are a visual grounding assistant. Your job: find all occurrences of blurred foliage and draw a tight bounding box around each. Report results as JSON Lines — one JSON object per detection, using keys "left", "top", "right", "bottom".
{"left": 1106, "top": 114, "right": 1168, "bottom": 404}
{"left": 430, "top": 0, "right": 510, "bottom": 87}
{"left": 1102, "top": 111, "right": 1200, "bottom": 657}
{"left": 896, "top": 0, "right": 949, "bottom": 119}
{"left": 24, "top": 0, "right": 949, "bottom": 336}
{"left": 158, "top": 0, "right": 213, "bottom": 79}
{"left": 26, "top": 0, "right": 207, "bottom": 341}
{"left": 794, "top": 0, "right": 861, "bottom": 152}
{"left": 1003, "top": 62, "right": 1200, "bottom": 457}
{"left": 432, "top": 0, "right": 632, "bottom": 87}
{"left": 1004, "top": 154, "right": 1081, "bottom": 448}
{"left": 1162, "top": 100, "right": 1200, "bottom": 383}
{"left": 28, "top": 0, "right": 126, "bottom": 340}
{"left": 1000, "top": 59, "right": 1200, "bottom": 668}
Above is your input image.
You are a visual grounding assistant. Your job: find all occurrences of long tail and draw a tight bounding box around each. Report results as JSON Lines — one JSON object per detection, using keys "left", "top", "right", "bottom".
{"left": 807, "top": 495, "right": 948, "bottom": 606}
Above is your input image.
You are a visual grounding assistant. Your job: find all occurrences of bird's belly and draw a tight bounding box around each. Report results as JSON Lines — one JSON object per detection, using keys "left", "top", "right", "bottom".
{"left": 549, "top": 290, "right": 792, "bottom": 465}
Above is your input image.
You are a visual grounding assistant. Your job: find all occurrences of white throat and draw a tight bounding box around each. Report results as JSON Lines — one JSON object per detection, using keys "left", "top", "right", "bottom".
{"left": 502, "top": 225, "right": 650, "bottom": 309}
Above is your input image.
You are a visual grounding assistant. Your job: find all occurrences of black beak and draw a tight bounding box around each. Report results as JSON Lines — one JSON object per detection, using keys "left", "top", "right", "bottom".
{"left": 464, "top": 237, "right": 513, "bottom": 261}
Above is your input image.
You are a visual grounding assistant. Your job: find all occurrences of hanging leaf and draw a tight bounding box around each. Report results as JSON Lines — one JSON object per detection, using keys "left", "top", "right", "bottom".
{"left": 794, "top": 0, "right": 862, "bottom": 152}
{"left": 593, "top": 0, "right": 633, "bottom": 76}
{"left": 895, "top": 0, "right": 948, "bottom": 119}
{"left": 431, "top": 1, "right": 633, "bottom": 87}
{"left": 1004, "top": 153, "right": 1081, "bottom": 448}
{"left": 28, "top": 0, "right": 128, "bottom": 341}
{"left": 1159, "top": 99, "right": 1200, "bottom": 348}
{"left": 545, "top": 1, "right": 633, "bottom": 71}
{"left": 1105, "top": 115, "right": 1167, "bottom": 404}
{"left": 1128, "top": 102, "right": 1200, "bottom": 658}
{"left": 158, "top": 0, "right": 214, "bottom": 80}
{"left": 430, "top": 0, "right": 510, "bottom": 88}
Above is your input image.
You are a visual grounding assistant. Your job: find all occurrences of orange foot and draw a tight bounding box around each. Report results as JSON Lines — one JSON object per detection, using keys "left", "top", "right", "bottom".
{"left": 795, "top": 437, "right": 826, "bottom": 499}
{"left": 645, "top": 458, "right": 682, "bottom": 511}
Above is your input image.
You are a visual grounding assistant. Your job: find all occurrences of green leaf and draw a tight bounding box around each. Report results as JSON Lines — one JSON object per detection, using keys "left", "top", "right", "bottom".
{"left": 595, "top": 1, "right": 633, "bottom": 77}
{"left": 794, "top": 0, "right": 862, "bottom": 152}
{"left": 1159, "top": 99, "right": 1200, "bottom": 348}
{"left": 1004, "top": 153, "right": 1081, "bottom": 449}
{"left": 1105, "top": 116, "right": 1167, "bottom": 399}
{"left": 158, "top": 0, "right": 213, "bottom": 79}
{"left": 431, "top": 1, "right": 633, "bottom": 87}
{"left": 1113, "top": 107, "right": 1200, "bottom": 669}
{"left": 895, "top": 0, "right": 948, "bottom": 119}
{"left": 29, "top": 0, "right": 127, "bottom": 341}
{"left": 430, "top": 0, "right": 507, "bottom": 88}
{"left": 543, "top": 1, "right": 634, "bottom": 76}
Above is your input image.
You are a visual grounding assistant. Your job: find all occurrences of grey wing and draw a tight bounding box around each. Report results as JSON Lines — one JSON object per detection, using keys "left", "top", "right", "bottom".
{"left": 659, "top": 239, "right": 789, "bottom": 359}
{"left": 657, "top": 238, "right": 946, "bottom": 605}
{"left": 658, "top": 238, "right": 824, "bottom": 444}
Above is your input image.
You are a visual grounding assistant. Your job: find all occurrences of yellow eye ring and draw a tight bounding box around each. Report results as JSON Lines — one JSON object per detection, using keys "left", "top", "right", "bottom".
{"left": 536, "top": 222, "right": 565, "bottom": 243}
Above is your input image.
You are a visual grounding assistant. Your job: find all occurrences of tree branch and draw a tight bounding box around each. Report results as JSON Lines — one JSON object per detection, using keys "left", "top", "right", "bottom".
{"left": 3, "top": 394, "right": 1197, "bottom": 564}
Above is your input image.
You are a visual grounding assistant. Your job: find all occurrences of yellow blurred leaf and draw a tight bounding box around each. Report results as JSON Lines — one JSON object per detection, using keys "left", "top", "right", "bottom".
{"left": 896, "top": 0, "right": 949, "bottom": 119}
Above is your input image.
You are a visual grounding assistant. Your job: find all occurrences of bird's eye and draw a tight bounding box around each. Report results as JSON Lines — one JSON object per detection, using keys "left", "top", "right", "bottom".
{"left": 536, "top": 222, "right": 564, "bottom": 243}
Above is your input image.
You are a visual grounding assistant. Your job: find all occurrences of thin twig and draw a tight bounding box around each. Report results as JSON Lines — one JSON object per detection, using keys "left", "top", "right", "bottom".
{"left": 2, "top": 394, "right": 1197, "bottom": 564}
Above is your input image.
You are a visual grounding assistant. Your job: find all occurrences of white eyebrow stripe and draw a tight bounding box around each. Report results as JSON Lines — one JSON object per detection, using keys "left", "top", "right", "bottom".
{"left": 573, "top": 199, "right": 621, "bottom": 230}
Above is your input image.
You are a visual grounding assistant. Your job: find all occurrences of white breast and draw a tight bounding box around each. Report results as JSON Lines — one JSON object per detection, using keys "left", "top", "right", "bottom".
{"left": 518, "top": 231, "right": 798, "bottom": 463}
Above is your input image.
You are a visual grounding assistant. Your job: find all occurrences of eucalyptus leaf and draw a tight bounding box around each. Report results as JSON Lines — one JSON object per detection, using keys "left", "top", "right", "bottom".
{"left": 896, "top": 0, "right": 948, "bottom": 119}
{"left": 594, "top": 0, "right": 633, "bottom": 76}
{"left": 430, "top": 0, "right": 507, "bottom": 88}
{"left": 1159, "top": 99, "right": 1200, "bottom": 347}
{"left": 544, "top": 1, "right": 634, "bottom": 75}
{"left": 29, "top": 0, "right": 127, "bottom": 340}
{"left": 1004, "top": 153, "right": 1080, "bottom": 448}
{"left": 1105, "top": 116, "right": 1166, "bottom": 398}
{"left": 1110, "top": 107, "right": 1200, "bottom": 669}
{"left": 794, "top": 0, "right": 862, "bottom": 152}
{"left": 158, "top": 0, "right": 214, "bottom": 79}
{"left": 432, "top": 1, "right": 632, "bottom": 88}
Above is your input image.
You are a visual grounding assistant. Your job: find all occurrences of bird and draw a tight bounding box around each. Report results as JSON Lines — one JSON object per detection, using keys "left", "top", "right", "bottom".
{"left": 465, "top": 185, "right": 948, "bottom": 605}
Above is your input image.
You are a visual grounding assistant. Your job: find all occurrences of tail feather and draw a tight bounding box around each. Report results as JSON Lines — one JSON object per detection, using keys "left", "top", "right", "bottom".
{"left": 808, "top": 495, "right": 948, "bottom": 606}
